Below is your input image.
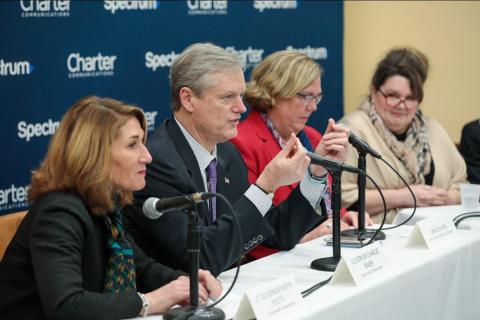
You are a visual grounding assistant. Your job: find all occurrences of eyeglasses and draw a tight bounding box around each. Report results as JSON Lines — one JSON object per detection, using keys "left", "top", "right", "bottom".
{"left": 377, "top": 89, "right": 419, "bottom": 109}
{"left": 296, "top": 92, "right": 323, "bottom": 106}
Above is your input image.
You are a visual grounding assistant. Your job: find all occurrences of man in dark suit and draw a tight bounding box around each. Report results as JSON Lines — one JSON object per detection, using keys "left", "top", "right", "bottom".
{"left": 460, "top": 119, "right": 480, "bottom": 184}
{"left": 124, "top": 43, "right": 349, "bottom": 276}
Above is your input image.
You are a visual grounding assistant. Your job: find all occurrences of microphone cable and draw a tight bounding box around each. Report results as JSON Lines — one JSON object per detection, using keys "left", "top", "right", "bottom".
{"left": 175, "top": 192, "right": 243, "bottom": 320}
{"left": 361, "top": 173, "right": 387, "bottom": 245}
{"left": 300, "top": 172, "right": 386, "bottom": 298}
{"left": 358, "top": 157, "right": 417, "bottom": 233}
{"left": 203, "top": 192, "right": 243, "bottom": 310}
{"left": 300, "top": 156, "right": 420, "bottom": 297}
{"left": 374, "top": 157, "right": 417, "bottom": 230}
{"left": 453, "top": 210, "right": 480, "bottom": 227}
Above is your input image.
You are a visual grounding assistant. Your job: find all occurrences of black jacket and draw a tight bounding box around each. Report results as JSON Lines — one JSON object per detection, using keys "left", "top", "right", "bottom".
{"left": 460, "top": 119, "right": 480, "bottom": 184}
{"left": 0, "top": 191, "right": 184, "bottom": 320}
{"left": 124, "top": 118, "right": 326, "bottom": 276}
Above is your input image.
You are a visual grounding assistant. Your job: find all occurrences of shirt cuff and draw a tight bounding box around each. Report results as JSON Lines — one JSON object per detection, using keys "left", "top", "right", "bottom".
{"left": 245, "top": 184, "right": 273, "bottom": 217}
{"left": 300, "top": 171, "right": 327, "bottom": 213}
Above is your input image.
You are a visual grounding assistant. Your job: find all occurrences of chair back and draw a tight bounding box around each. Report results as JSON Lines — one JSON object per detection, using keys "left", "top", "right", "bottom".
{"left": 0, "top": 211, "right": 27, "bottom": 261}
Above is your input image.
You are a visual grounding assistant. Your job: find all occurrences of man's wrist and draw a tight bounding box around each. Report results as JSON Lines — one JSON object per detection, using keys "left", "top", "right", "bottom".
{"left": 253, "top": 183, "right": 274, "bottom": 199}
{"left": 254, "top": 175, "right": 276, "bottom": 194}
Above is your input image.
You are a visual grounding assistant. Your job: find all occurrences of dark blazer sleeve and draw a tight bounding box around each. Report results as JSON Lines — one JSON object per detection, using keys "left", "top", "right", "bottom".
{"left": 30, "top": 199, "right": 142, "bottom": 320}
{"left": 130, "top": 233, "right": 186, "bottom": 293}
{"left": 125, "top": 119, "right": 325, "bottom": 276}
{"left": 460, "top": 120, "right": 480, "bottom": 184}
{"left": 262, "top": 187, "right": 326, "bottom": 249}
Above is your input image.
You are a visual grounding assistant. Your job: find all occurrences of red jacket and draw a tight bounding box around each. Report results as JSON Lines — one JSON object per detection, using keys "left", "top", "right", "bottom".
{"left": 231, "top": 111, "right": 345, "bottom": 259}
{"left": 232, "top": 110, "right": 321, "bottom": 206}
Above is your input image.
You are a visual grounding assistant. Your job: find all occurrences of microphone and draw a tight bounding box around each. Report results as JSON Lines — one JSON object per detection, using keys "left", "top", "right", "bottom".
{"left": 348, "top": 132, "right": 381, "bottom": 159}
{"left": 307, "top": 151, "right": 364, "bottom": 174}
{"left": 142, "top": 193, "right": 215, "bottom": 219}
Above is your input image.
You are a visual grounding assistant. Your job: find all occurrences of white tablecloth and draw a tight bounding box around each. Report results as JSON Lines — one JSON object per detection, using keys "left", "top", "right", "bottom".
{"left": 214, "top": 226, "right": 480, "bottom": 320}
{"left": 393, "top": 204, "right": 480, "bottom": 230}
{"left": 137, "top": 225, "right": 480, "bottom": 320}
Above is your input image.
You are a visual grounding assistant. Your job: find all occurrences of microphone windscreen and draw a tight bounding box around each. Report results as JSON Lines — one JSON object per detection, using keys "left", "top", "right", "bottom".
{"left": 142, "top": 197, "right": 162, "bottom": 219}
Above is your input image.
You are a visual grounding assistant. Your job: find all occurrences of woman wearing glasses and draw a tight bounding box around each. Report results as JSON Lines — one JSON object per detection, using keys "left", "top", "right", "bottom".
{"left": 231, "top": 50, "right": 368, "bottom": 259}
{"left": 341, "top": 47, "right": 467, "bottom": 223}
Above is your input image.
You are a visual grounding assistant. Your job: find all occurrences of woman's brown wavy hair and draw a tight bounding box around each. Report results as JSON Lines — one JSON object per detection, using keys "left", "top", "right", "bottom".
{"left": 28, "top": 96, "right": 147, "bottom": 215}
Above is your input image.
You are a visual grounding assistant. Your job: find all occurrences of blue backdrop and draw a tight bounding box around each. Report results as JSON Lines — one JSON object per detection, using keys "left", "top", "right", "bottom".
{"left": 0, "top": 0, "right": 344, "bottom": 215}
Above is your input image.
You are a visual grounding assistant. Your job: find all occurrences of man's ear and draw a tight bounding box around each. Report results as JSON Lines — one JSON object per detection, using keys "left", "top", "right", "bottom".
{"left": 179, "top": 87, "right": 195, "bottom": 112}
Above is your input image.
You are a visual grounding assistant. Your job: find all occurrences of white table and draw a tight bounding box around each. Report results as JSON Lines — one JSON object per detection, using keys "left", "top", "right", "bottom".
{"left": 216, "top": 227, "right": 480, "bottom": 320}
{"left": 393, "top": 204, "right": 480, "bottom": 230}
{"left": 137, "top": 225, "right": 480, "bottom": 320}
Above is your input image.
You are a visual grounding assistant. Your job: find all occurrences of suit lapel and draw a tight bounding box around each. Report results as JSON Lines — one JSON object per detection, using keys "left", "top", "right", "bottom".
{"left": 165, "top": 119, "right": 212, "bottom": 224}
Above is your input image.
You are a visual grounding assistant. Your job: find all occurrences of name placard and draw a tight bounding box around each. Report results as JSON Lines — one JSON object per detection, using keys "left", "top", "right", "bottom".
{"left": 234, "top": 274, "right": 303, "bottom": 320}
{"left": 406, "top": 217, "right": 457, "bottom": 249}
{"left": 331, "top": 241, "right": 385, "bottom": 286}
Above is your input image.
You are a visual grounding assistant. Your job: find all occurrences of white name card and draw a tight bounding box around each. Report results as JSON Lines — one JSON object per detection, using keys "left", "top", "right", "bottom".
{"left": 406, "top": 217, "right": 457, "bottom": 249}
{"left": 331, "top": 241, "right": 385, "bottom": 286}
{"left": 234, "top": 274, "right": 303, "bottom": 320}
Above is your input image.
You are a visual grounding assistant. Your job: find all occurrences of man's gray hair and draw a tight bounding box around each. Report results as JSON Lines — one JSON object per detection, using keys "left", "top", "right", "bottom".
{"left": 169, "top": 43, "right": 245, "bottom": 111}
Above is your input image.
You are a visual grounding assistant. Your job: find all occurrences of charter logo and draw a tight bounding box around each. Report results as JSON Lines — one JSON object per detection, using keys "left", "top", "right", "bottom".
{"left": 145, "top": 51, "right": 179, "bottom": 71}
{"left": 0, "top": 59, "right": 33, "bottom": 76}
{"left": 104, "top": 1, "right": 159, "bottom": 14}
{"left": 0, "top": 184, "right": 30, "bottom": 212}
{"left": 225, "top": 46, "right": 264, "bottom": 69}
{"left": 286, "top": 45, "right": 328, "bottom": 60}
{"left": 144, "top": 111, "right": 158, "bottom": 131}
{"left": 187, "top": 0, "right": 227, "bottom": 15}
{"left": 18, "top": 118, "right": 60, "bottom": 142}
{"left": 67, "top": 52, "right": 117, "bottom": 78}
{"left": 20, "top": 0, "right": 70, "bottom": 18}
{"left": 253, "top": 0, "right": 297, "bottom": 13}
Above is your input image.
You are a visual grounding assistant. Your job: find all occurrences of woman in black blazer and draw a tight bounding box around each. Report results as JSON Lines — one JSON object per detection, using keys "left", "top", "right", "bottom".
{"left": 0, "top": 96, "right": 221, "bottom": 319}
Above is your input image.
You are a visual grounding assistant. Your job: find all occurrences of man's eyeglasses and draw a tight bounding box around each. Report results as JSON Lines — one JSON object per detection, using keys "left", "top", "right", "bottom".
{"left": 377, "top": 89, "right": 419, "bottom": 109}
{"left": 296, "top": 92, "right": 323, "bottom": 106}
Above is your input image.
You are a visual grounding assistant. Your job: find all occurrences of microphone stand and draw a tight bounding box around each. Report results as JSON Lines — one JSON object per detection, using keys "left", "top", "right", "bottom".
{"left": 341, "top": 150, "right": 385, "bottom": 240}
{"left": 310, "top": 169, "right": 342, "bottom": 272}
{"left": 164, "top": 205, "right": 225, "bottom": 320}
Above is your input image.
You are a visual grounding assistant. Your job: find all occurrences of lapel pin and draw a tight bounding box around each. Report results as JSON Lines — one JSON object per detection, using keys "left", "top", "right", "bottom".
{"left": 224, "top": 177, "right": 230, "bottom": 184}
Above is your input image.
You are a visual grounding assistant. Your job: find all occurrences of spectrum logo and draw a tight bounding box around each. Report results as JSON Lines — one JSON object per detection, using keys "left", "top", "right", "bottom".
{"left": 19, "top": 0, "right": 70, "bottom": 18}
{"left": 104, "top": 1, "right": 159, "bottom": 14}
{"left": 0, "top": 184, "right": 30, "bottom": 212}
{"left": 18, "top": 118, "right": 60, "bottom": 142}
{"left": 144, "top": 111, "right": 158, "bottom": 132}
{"left": 225, "top": 46, "right": 264, "bottom": 69}
{"left": 286, "top": 45, "right": 328, "bottom": 60}
{"left": 67, "top": 52, "right": 117, "bottom": 78}
{"left": 145, "top": 51, "right": 179, "bottom": 71}
{"left": 253, "top": 0, "right": 297, "bottom": 13}
{"left": 0, "top": 59, "right": 33, "bottom": 76}
{"left": 187, "top": 0, "right": 227, "bottom": 15}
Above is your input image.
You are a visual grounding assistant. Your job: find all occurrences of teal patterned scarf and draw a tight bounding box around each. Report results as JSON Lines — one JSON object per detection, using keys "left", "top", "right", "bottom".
{"left": 103, "top": 206, "right": 136, "bottom": 292}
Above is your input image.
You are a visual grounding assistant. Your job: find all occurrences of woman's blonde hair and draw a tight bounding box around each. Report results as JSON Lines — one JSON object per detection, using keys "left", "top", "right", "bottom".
{"left": 28, "top": 96, "right": 147, "bottom": 215}
{"left": 245, "top": 50, "right": 322, "bottom": 111}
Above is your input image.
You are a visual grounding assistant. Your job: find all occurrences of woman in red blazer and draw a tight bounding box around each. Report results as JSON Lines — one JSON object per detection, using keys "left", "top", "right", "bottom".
{"left": 231, "top": 51, "right": 371, "bottom": 259}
